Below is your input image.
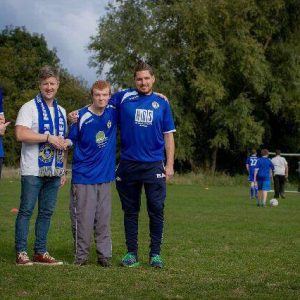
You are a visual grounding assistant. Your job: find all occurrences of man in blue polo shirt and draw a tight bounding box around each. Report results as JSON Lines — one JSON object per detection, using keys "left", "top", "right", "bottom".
{"left": 67, "top": 80, "right": 117, "bottom": 267}
{"left": 111, "top": 61, "right": 176, "bottom": 268}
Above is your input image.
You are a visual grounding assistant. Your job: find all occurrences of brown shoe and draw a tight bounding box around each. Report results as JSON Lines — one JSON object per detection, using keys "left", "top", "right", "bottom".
{"left": 33, "top": 252, "right": 63, "bottom": 265}
{"left": 16, "top": 251, "right": 33, "bottom": 266}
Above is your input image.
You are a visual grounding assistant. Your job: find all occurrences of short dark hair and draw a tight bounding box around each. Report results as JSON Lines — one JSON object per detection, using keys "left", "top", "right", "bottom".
{"left": 275, "top": 149, "right": 281, "bottom": 155}
{"left": 38, "top": 65, "right": 59, "bottom": 83}
{"left": 261, "top": 149, "right": 269, "bottom": 156}
{"left": 251, "top": 148, "right": 257, "bottom": 155}
{"left": 133, "top": 61, "right": 154, "bottom": 78}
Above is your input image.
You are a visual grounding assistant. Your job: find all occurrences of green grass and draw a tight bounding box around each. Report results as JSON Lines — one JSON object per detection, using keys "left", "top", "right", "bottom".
{"left": 0, "top": 178, "right": 299, "bottom": 299}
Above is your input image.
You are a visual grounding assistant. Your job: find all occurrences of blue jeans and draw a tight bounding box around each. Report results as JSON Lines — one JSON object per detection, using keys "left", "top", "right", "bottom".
{"left": 15, "top": 176, "right": 61, "bottom": 254}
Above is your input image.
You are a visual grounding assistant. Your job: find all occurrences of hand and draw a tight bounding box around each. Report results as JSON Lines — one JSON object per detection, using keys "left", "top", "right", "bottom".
{"left": 165, "top": 164, "right": 174, "bottom": 182}
{"left": 0, "top": 115, "right": 5, "bottom": 124}
{"left": 155, "top": 92, "right": 169, "bottom": 102}
{"left": 60, "top": 174, "right": 67, "bottom": 187}
{"left": 48, "top": 135, "right": 67, "bottom": 150}
{"left": 63, "top": 138, "right": 72, "bottom": 149}
{"left": 68, "top": 110, "right": 79, "bottom": 124}
{"left": 0, "top": 121, "right": 10, "bottom": 135}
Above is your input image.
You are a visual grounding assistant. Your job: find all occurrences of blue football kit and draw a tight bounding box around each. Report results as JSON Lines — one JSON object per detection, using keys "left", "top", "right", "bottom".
{"left": 246, "top": 154, "right": 258, "bottom": 182}
{"left": 68, "top": 106, "right": 117, "bottom": 184}
{"left": 256, "top": 157, "right": 274, "bottom": 191}
{"left": 110, "top": 88, "right": 176, "bottom": 257}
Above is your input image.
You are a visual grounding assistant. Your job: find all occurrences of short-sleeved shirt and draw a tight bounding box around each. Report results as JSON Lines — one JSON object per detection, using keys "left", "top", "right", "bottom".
{"left": 246, "top": 154, "right": 258, "bottom": 181}
{"left": 68, "top": 105, "right": 117, "bottom": 184}
{"left": 271, "top": 155, "right": 288, "bottom": 176}
{"left": 255, "top": 157, "right": 274, "bottom": 180}
{"left": 110, "top": 88, "right": 176, "bottom": 162}
{"left": 15, "top": 99, "right": 67, "bottom": 176}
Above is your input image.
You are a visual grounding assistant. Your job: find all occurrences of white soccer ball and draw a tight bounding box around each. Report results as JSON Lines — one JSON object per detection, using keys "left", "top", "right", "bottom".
{"left": 270, "top": 198, "right": 279, "bottom": 207}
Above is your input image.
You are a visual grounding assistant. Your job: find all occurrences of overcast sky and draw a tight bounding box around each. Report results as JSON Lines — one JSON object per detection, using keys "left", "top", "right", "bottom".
{"left": 0, "top": 0, "right": 110, "bottom": 85}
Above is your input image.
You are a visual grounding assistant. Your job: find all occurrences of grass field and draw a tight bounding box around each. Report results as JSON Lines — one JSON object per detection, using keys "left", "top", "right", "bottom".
{"left": 0, "top": 178, "right": 299, "bottom": 299}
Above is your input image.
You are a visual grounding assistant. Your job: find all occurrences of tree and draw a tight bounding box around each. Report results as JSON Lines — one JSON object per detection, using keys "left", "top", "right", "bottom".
{"left": 89, "top": 0, "right": 300, "bottom": 172}
{"left": 0, "top": 26, "right": 89, "bottom": 166}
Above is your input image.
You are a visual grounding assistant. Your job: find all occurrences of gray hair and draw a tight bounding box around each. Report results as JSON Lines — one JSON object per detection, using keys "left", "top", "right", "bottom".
{"left": 38, "top": 65, "right": 59, "bottom": 83}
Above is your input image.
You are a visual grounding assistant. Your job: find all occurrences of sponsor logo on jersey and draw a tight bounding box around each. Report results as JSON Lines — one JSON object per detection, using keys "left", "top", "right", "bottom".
{"left": 135, "top": 109, "right": 153, "bottom": 126}
{"left": 152, "top": 101, "right": 159, "bottom": 109}
{"left": 96, "top": 131, "right": 107, "bottom": 147}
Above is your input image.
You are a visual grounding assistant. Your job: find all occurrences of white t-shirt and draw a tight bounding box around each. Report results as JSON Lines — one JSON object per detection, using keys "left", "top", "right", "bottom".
{"left": 271, "top": 155, "right": 288, "bottom": 176}
{"left": 16, "top": 99, "right": 67, "bottom": 176}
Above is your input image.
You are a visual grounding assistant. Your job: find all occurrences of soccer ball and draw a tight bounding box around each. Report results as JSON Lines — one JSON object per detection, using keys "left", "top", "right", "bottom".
{"left": 270, "top": 198, "right": 279, "bottom": 207}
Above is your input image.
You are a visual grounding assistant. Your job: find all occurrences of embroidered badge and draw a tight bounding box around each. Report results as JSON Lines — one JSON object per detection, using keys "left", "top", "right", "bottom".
{"left": 152, "top": 101, "right": 159, "bottom": 109}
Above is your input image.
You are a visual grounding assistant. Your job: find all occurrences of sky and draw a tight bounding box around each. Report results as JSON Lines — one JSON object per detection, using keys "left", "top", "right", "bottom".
{"left": 0, "top": 0, "right": 111, "bottom": 85}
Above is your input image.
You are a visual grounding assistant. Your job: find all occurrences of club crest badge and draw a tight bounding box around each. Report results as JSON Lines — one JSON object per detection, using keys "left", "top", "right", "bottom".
{"left": 152, "top": 101, "right": 159, "bottom": 109}
{"left": 39, "top": 144, "right": 54, "bottom": 163}
{"left": 107, "top": 120, "right": 112, "bottom": 128}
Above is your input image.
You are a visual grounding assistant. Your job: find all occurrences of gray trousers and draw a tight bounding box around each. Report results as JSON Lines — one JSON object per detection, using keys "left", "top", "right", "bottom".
{"left": 70, "top": 183, "right": 112, "bottom": 263}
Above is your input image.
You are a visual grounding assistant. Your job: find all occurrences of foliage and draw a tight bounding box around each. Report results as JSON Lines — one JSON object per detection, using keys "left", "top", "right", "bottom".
{"left": 1, "top": 179, "right": 300, "bottom": 298}
{"left": 89, "top": 0, "right": 300, "bottom": 171}
{"left": 0, "top": 26, "right": 90, "bottom": 166}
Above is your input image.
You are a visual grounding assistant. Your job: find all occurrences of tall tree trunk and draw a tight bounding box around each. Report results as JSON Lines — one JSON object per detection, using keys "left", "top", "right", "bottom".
{"left": 211, "top": 148, "right": 218, "bottom": 173}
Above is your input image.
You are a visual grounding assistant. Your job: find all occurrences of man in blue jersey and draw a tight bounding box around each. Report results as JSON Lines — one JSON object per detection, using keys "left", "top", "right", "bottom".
{"left": 111, "top": 61, "right": 176, "bottom": 268}
{"left": 0, "top": 115, "right": 10, "bottom": 178}
{"left": 0, "top": 88, "right": 10, "bottom": 178}
{"left": 254, "top": 149, "right": 274, "bottom": 207}
{"left": 66, "top": 80, "right": 117, "bottom": 267}
{"left": 245, "top": 149, "right": 258, "bottom": 200}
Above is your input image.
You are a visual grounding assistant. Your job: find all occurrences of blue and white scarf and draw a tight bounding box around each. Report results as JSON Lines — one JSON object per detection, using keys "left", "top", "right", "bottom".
{"left": 35, "top": 93, "right": 66, "bottom": 177}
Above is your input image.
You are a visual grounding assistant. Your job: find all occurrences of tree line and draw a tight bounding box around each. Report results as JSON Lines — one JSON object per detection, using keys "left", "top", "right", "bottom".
{"left": 1, "top": 0, "right": 300, "bottom": 174}
{"left": 89, "top": 0, "right": 300, "bottom": 173}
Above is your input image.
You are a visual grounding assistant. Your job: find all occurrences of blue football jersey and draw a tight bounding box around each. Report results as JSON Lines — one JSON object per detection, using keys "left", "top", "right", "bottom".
{"left": 0, "top": 136, "right": 4, "bottom": 158}
{"left": 68, "top": 106, "right": 117, "bottom": 184}
{"left": 256, "top": 157, "right": 274, "bottom": 180}
{"left": 246, "top": 155, "right": 258, "bottom": 179}
{"left": 110, "top": 88, "right": 176, "bottom": 162}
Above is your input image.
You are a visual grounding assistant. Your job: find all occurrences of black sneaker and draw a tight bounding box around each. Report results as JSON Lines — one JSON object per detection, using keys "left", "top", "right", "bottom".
{"left": 74, "top": 260, "right": 88, "bottom": 266}
{"left": 97, "top": 258, "right": 112, "bottom": 267}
